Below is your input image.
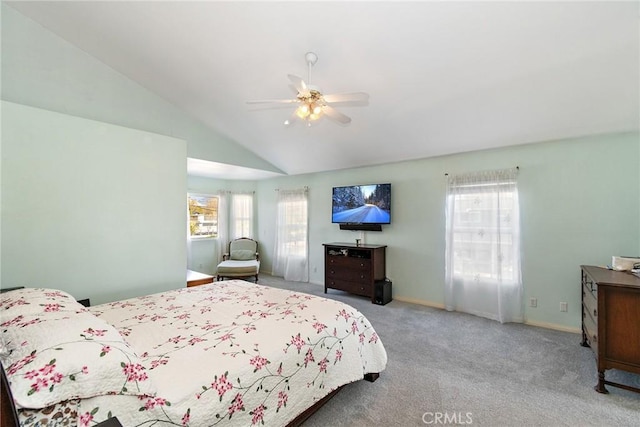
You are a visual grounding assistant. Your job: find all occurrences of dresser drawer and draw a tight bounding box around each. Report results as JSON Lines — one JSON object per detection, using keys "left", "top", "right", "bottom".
{"left": 582, "top": 272, "right": 597, "bottom": 293}
{"left": 327, "top": 265, "right": 371, "bottom": 283}
{"left": 326, "top": 256, "right": 371, "bottom": 270}
{"left": 326, "top": 279, "right": 372, "bottom": 297}
{"left": 582, "top": 308, "right": 598, "bottom": 347}
{"left": 582, "top": 283, "right": 598, "bottom": 320}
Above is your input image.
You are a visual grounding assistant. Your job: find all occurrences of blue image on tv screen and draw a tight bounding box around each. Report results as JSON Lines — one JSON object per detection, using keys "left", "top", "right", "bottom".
{"left": 332, "top": 183, "right": 391, "bottom": 224}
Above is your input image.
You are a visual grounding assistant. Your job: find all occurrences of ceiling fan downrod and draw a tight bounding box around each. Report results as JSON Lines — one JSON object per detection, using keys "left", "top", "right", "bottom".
{"left": 305, "top": 52, "right": 318, "bottom": 84}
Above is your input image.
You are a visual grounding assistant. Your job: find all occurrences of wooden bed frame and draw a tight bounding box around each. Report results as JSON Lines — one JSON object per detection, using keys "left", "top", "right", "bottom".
{"left": 1, "top": 362, "right": 379, "bottom": 427}
{"left": 1, "top": 362, "right": 20, "bottom": 427}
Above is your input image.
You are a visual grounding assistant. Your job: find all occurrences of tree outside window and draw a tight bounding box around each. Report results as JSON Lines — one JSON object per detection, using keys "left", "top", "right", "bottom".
{"left": 188, "top": 194, "right": 219, "bottom": 238}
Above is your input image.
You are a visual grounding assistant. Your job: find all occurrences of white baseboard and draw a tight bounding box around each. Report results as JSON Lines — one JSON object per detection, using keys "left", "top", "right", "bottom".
{"left": 523, "top": 319, "right": 581, "bottom": 334}
{"left": 392, "top": 296, "right": 580, "bottom": 334}
{"left": 392, "top": 295, "right": 445, "bottom": 309}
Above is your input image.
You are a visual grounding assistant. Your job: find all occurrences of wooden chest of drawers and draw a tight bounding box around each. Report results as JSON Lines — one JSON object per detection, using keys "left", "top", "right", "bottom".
{"left": 187, "top": 269, "right": 215, "bottom": 287}
{"left": 324, "top": 243, "right": 386, "bottom": 301}
{"left": 580, "top": 265, "right": 640, "bottom": 394}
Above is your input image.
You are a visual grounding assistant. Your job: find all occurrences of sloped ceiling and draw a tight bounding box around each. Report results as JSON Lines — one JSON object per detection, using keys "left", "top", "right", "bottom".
{"left": 7, "top": 1, "right": 639, "bottom": 177}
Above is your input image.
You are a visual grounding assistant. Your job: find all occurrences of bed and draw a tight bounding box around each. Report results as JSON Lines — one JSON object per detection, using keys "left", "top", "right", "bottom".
{"left": 0, "top": 281, "right": 387, "bottom": 426}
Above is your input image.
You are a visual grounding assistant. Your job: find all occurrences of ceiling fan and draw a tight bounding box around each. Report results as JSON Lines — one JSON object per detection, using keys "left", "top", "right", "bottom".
{"left": 247, "top": 52, "right": 369, "bottom": 126}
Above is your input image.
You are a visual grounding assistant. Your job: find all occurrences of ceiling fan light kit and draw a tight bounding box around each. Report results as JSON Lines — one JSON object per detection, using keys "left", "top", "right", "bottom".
{"left": 294, "top": 89, "right": 324, "bottom": 122}
{"left": 247, "top": 52, "right": 369, "bottom": 126}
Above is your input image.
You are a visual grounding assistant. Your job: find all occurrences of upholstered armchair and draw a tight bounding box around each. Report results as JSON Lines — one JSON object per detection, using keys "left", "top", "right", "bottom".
{"left": 215, "top": 238, "right": 260, "bottom": 282}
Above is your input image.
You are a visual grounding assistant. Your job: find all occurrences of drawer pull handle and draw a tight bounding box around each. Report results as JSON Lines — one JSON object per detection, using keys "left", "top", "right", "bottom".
{"left": 593, "top": 309, "right": 597, "bottom": 317}
{"left": 330, "top": 270, "right": 335, "bottom": 274}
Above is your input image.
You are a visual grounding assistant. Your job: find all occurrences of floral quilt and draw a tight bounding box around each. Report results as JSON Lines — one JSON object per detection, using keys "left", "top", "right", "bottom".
{"left": 75, "top": 280, "right": 387, "bottom": 426}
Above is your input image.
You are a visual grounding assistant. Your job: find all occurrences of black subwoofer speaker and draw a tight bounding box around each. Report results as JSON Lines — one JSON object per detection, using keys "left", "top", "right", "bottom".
{"left": 373, "top": 279, "right": 392, "bottom": 305}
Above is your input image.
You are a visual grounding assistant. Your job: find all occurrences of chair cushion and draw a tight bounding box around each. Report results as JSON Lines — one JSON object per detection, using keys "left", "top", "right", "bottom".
{"left": 229, "top": 239, "right": 258, "bottom": 252}
{"left": 230, "top": 249, "right": 256, "bottom": 261}
{"left": 216, "top": 260, "right": 260, "bottom": 276}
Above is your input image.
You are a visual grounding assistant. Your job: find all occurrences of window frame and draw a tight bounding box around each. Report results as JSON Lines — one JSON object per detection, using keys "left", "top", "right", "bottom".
{"left": 187, "top": 193, "right": 220, "bottom": 239}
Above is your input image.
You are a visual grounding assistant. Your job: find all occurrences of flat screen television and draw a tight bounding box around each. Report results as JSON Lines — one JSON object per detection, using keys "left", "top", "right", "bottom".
{"left": 332, "top": 183, "right": 391, "bottom": 224}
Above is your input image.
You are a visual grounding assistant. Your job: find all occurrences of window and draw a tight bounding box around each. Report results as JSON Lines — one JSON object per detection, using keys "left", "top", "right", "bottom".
{"left": 448, "top": 182, "right": 518, "bottom": 282}
{"left": 444, "top": 168, "right": 522, "bottom": 323}
{"left": 280, "top": 198, "right": 308, "bottom": 257}
{"left": 231, "top": 193, "right": 253, "bottom": 239}
{"left": 188, "top": 193, "right": 219, "bottom": 238}
{"left": 273, "top": 188, "right": 309, "bottom": 282}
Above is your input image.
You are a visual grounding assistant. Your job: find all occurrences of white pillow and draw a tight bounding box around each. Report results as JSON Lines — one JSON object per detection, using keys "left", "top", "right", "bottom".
{"left": 0, "top": 287, "right": 84, "bottom": 316}
{"left": 0, "top": 288, "right": 156, "bottom": 409}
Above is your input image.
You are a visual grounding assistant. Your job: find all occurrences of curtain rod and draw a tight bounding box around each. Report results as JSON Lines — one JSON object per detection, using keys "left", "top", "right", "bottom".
{"left": 215, "top": 190, "right": 255, "bottom": 194}
{"left": 275, "top": 186, "right": 309, "bottom": 191}
{"left": 444, "top": 166, "right": 519, "bottom": 176}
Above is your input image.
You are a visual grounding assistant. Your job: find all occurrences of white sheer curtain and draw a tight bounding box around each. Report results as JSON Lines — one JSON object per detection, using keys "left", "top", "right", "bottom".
{"left": 230, "top": 192, "right": 254, "bottom": 240}
{"left": 216, "top": 191, "right": 229, "bottom": 265}
{"left": 273, "top": 188, "right": 309, "bottom": 282}
{"left": 444, "top": 168, "right": 523, "bottom": 323}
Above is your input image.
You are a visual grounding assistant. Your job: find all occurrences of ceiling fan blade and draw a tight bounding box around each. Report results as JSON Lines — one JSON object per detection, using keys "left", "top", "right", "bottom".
{"left": 284, "top": 111, "right": 299, "bottom": 127}
{"left": 322, "top": 105, "right": 351, "bottom": 124}
{"left": 323, "top": 92, "right": 369, "bottom": 104}
{"left": 288, "top": 74, "right": 310, "bottom": 96}
{"left": 246, "top": 99, "right": 298, "bottom": 104}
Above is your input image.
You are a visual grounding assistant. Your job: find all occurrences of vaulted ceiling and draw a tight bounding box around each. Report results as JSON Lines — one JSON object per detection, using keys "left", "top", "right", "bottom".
{"left": 8, "top": 1, "right": 639, "bottom": 178}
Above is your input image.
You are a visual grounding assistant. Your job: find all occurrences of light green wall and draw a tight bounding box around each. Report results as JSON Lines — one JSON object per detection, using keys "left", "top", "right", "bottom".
{"left": 0, "top": 4, "right": 282, "bottom": 175}
{"left": 257, "top": 132, "right": 639, "bottom": 331}
{"left": 1, "top": 101, "right": 187, "bottom": 304}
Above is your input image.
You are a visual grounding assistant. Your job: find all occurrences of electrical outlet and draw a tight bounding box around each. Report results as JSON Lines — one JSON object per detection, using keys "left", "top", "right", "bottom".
{"left": 560, "top": 302, "right": 568, "bottom": 312}
{"left": 529, "top": 297, "right": 537, "bottom": 308}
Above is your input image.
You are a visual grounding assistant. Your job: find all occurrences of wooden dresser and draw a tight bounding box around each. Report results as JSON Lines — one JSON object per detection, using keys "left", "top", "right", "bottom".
{"left": 187, "top": 269, "right": 215, "bottom": 287}
{"left": 323, "top": 243, "right": 386, "bottom": 301}
{"left": 580, "top": 265, "right": 640, "bottom": 394}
